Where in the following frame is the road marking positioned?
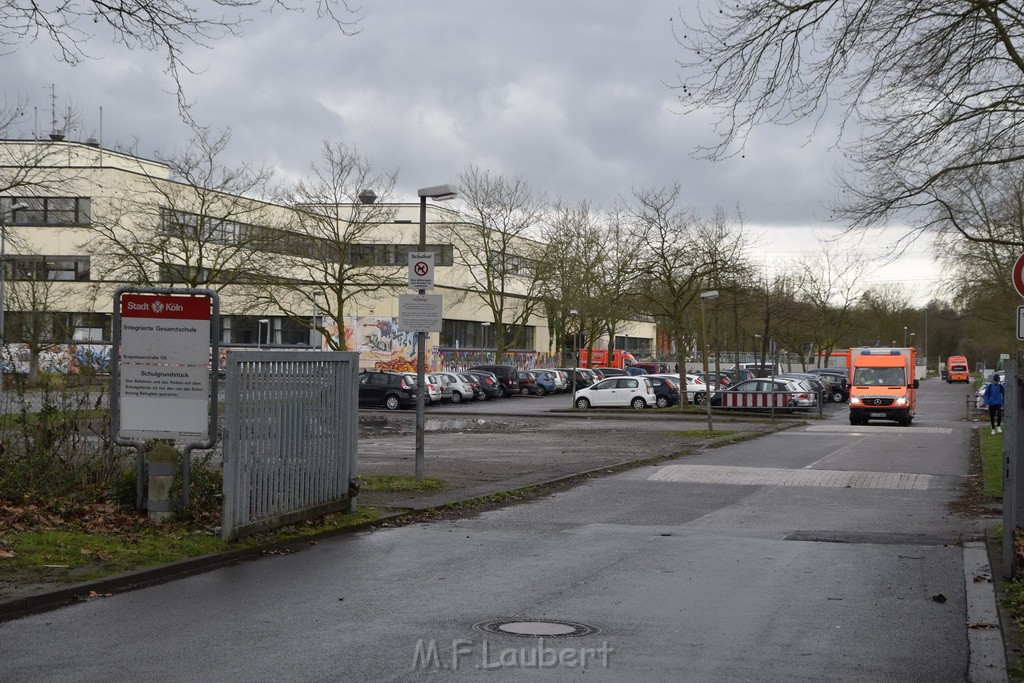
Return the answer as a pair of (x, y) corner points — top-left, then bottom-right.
(803, 425), (953, 434)
(648, 464), (934, 490)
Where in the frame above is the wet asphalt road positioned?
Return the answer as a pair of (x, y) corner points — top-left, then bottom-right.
(0, 379), (1001, 681)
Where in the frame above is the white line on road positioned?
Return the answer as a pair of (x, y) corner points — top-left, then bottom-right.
(648, 464), (935, 490)
(803, 425), (953, 434)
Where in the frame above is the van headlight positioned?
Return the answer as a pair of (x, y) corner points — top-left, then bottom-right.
(849, 397), (862, 406)
(895, 396), (907, 406)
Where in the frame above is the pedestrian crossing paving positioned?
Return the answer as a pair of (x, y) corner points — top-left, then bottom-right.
(648, 464), (935, 490)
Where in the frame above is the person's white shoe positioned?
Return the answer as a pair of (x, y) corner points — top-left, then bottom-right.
(998, 426), (1003, 433)
(992, 429), (998, 435)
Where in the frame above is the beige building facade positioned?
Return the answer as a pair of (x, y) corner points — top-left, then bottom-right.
(0, 139), (655, 374)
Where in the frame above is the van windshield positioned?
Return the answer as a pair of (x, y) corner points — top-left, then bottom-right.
(853, 367), (905, 386)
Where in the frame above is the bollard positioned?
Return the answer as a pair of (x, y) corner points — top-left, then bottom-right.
(147, 443), (179, 523)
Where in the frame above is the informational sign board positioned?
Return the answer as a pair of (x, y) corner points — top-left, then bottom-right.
(398, 294), (443, 332)
(117, 293), (213, 441)
(408, 251), (435, 290)
(1018, 306), (1024, 341)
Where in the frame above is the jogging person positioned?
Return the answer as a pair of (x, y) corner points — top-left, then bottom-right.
(984, 375), (1005, 435)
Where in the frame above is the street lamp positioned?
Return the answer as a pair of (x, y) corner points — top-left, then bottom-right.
(415, 184), (457, 482)
(568, 309), (579, 406)
(903, 326), (908, 347)
(699, 290), (719, 431)
(0, 202), (28, 390)
(258, 319), (270, 348)
(310, 292), (322, 349)
(909, 331), (916, 350)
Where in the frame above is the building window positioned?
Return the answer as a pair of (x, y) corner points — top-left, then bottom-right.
(440, 319), (535, 351)
(159, 208), (252, 245)
(6, 255), (90, 281)
(2, 197), (91, 226)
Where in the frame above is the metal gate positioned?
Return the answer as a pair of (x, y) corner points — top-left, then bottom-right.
(221, 351), (358, 541)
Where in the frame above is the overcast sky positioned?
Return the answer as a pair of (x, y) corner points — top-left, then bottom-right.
(3, 0), (940, 303)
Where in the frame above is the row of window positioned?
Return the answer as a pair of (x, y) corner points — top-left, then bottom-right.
(2, 197), (92, 226)
(0, 313), (540, 350)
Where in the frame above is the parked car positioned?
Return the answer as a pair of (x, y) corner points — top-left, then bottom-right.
(713, 378), (815, 409)
(806, 368), (850, 402)
(426, 373), (451, 403)
(529, 370), (557, 396)
(625, 366), (648, 376)
(573, 376), (656, 409)
(647, 373), (708, 404)
(423, 374), (444, 404)
(436, 372), (476, 404)
(457, 372), (484, 401)
(469, 364), (520, 398)
(631, 362), (662, 375)
(466, 370), (501, 400)
(594, 367), (628, 378)
(516, 370), (539, 395)
(358, 371), (418, 410)
(542, 369), (567, 393)
(778, 372), (831, 402)
(648, 375), (681, 408)
(553, 368), (594, 390)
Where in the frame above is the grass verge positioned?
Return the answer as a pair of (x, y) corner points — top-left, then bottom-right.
(980, 427), (1004, 497)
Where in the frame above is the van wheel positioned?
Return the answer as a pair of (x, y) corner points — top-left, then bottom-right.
(832, 390), (845, 403)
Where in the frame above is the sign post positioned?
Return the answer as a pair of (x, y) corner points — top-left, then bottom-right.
(111, 287), (219, 511)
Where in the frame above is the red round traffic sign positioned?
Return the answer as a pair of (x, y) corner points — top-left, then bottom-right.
(1014, 253), (1024, 298)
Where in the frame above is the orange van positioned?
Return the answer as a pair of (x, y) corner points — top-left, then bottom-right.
(947, 356), (969, 383)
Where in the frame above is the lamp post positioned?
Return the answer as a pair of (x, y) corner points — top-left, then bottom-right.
(415, 184), (457, 482)
(258, 319), (269, 348)
(310, 292), (322, 349)
(568, 309), (579, 406)
(753, 333), (762, 369)
(903, 326), (908, 347)
(700, 290), (719, 431)
(909, 332), (916, 350)
(0, 202), (27, 390)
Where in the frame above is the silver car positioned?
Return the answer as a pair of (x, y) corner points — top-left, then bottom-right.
(436, 372), (476, 404)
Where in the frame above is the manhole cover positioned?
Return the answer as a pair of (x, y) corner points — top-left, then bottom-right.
(474, 619), (600, 638)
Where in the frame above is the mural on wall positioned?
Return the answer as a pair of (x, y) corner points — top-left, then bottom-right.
(3, 343), (112, 375)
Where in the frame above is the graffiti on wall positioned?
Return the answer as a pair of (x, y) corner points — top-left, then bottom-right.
(4, 343), (112, 375)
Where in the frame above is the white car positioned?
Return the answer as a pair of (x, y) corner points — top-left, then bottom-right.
(425, 374), (446, 403)
(573, 376), (655, 409)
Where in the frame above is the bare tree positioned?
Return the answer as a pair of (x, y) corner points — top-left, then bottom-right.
(1, 0), (361, 115)
(246, 141), (400, 351)
(795, 242), (872, 366)
(674, 2), (1024, 243)
(83, 127), (278, 290)
(449, 166), (548, 362)
(538, 200), (604, 365)
(627, 184), (747, 406)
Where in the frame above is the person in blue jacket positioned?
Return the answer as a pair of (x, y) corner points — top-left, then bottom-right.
(984, 375), (1005, 435)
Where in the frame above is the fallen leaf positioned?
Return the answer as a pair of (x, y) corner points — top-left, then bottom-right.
(968, 622), (998, 629)
(0, 549), (15, 559)
(973, 575), (992, 583)
(80, 548), (93, 556)
(96, 551), (113, 561)
(86, 590), (112, 599)
(931, 594), (947, 603)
